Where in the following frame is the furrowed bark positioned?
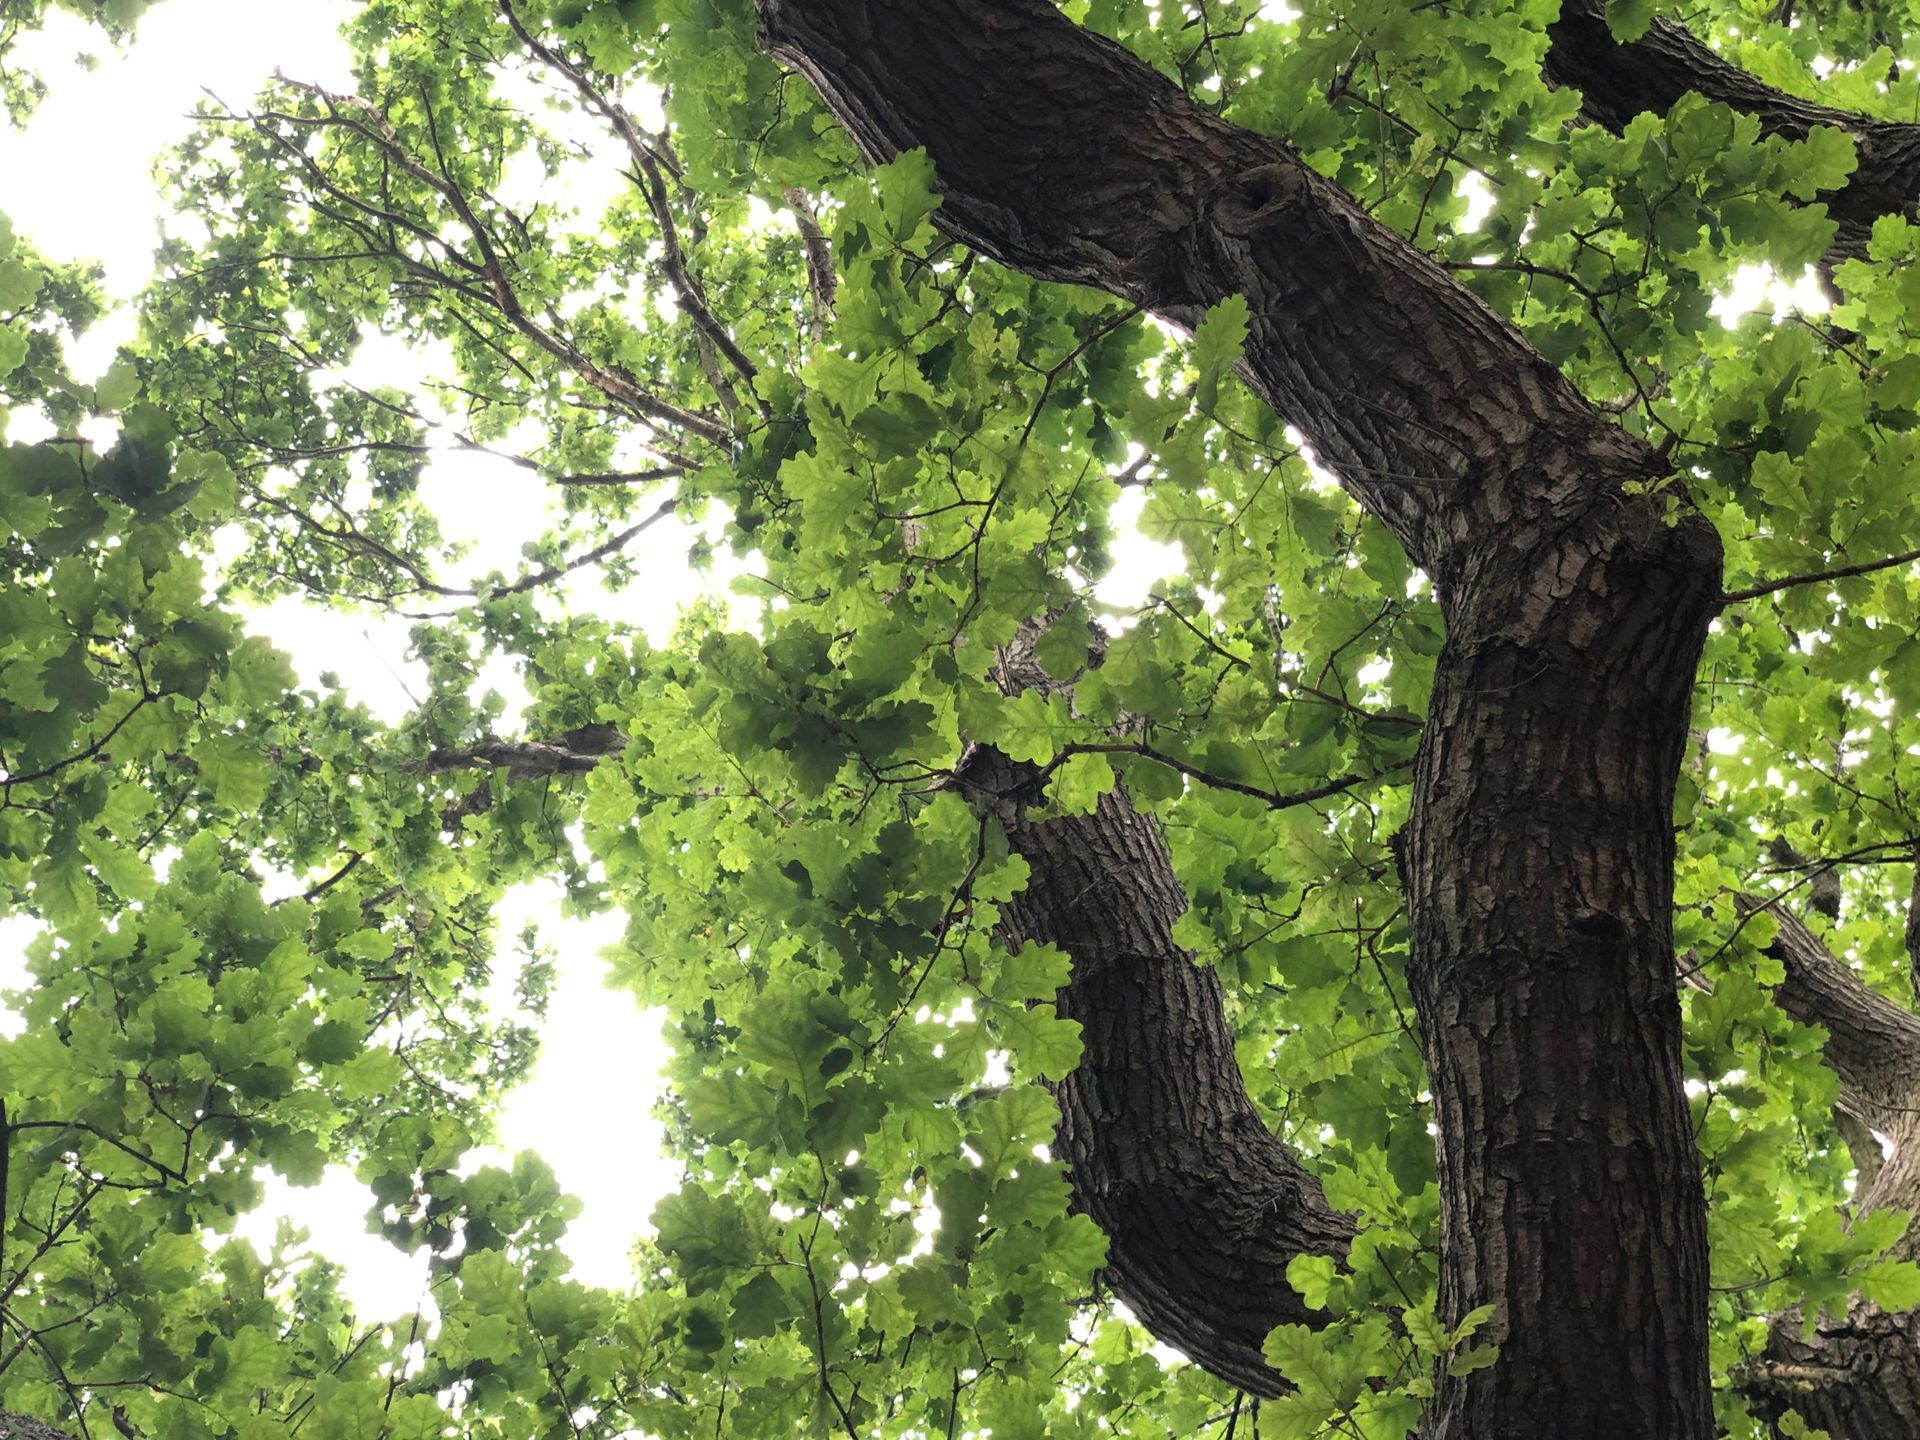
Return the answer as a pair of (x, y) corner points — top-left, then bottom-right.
(757, 3), (1722, 1434)
(1400, 546), (1716, 1438)
(1727, 897), (1920, 1439)
(1545, 0), (1920, 265)
(968, 744), (1354, 1398)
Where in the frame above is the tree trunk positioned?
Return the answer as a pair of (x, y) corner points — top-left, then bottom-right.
(1400, 540), (1718, 1437)
(756, 3), (1722, 1434)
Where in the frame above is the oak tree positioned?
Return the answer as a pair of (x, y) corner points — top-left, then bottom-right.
(6, 1), (1920, 1437)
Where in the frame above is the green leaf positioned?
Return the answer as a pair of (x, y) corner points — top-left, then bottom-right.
(0, 256), (42, 309)
(875, 148), (942, 244)
(1605, 0), (1655, 43)
(94, 357), (140, 413)
(1191, 293), (1249, 415)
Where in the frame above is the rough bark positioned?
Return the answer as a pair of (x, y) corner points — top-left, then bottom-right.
(969, 744), (1354, 1397)
(757, 3), (1722, 1435)
(0, 1414), (76, 1440)
(1399, 552), (1716, 1439)
(1545, 0), (1920, 265)
(411, 723), (628, 779)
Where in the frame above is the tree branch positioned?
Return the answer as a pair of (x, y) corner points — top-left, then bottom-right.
(1544, 0), (1920, 268)
(754, 0), (1690, 584)
(1034, 740), (1409, 812)
(238, 75), (734, 447)
(785, 186), (838, 341)
(1734, 893), (1920, 1133)
(498, 0), (769, 416)
(409, 724), (628, 780)
(1720, 547), (1920, 607)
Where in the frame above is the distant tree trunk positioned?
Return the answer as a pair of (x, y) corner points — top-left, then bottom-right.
(1731, 898), (1920, 1438)
(757, 3), (1722, 1435)
(0, 1412), (78, 1440)
(1543, 0), (1920, 266)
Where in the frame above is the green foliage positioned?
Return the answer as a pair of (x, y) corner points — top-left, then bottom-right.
(1, 0), (1920, 1437)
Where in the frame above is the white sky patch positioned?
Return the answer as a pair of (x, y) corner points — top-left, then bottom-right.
(235, 1167), (433, 1321)
(0, 913), (44, 1039)
(0, 0), (357, 305)
(1456, 170), (1496, 233)
(474, 891), (672, 1288)
(327, 332), (460, 398)
(487, 62), (653, 224)
(416, 446), (561, 585)
(244, 596), (427, 726)
(1711, 262), (1832, 327)
(1097, 488), (1186, 611)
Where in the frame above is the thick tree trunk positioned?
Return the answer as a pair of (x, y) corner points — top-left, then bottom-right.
(757, 4), (1722, 1435)
(970, 743), (1354, 1397)
(1401, 544), (1718, 1437)
(1544, 0), (1920, 264)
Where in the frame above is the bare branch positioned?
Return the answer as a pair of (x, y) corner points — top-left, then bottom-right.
(1030, 740), (1411, 813)
(246, 74), (733, 447)
(498, 0), (769, 414)
(785, 186), (837, 341)
(1720, 547), (1920, 607)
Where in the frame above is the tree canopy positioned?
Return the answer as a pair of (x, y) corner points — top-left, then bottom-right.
(4, 0), (1920, 1436)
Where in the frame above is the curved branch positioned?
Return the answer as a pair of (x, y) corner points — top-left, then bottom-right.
(754, 0), (1682, 583)
(966, 745), (1354, 1398)
(1720, 889), (1920, 1439)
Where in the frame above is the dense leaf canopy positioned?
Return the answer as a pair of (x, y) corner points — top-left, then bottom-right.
(4, 0), (1920, 1436)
